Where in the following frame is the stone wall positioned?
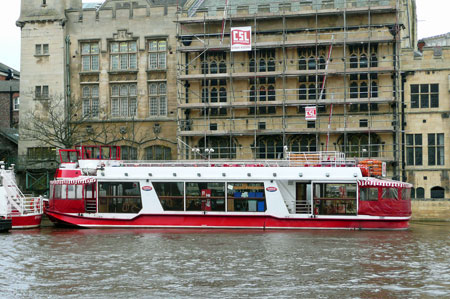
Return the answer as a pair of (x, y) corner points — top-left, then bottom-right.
(411, 200), (450, 222)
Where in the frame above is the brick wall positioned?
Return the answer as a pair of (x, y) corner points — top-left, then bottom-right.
(0, 92), (12, 128)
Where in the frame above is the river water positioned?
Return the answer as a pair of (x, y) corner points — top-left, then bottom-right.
(0, 222), (449, 298)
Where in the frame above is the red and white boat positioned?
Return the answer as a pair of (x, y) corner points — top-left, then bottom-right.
(0, 162), (44, 229)
(45, 146), (412, 230)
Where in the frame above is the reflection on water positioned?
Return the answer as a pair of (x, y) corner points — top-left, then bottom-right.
(0, 222), (449, 298)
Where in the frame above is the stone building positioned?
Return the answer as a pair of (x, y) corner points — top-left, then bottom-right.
(17, 0), (419, 190)
(402, 44), (450, 201)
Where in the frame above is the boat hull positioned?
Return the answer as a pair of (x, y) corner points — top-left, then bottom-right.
(45, 211), (409, 230)
(11, 214), (43, 229)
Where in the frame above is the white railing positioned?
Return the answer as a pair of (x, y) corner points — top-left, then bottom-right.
(285, 151), (356, 167)
(1, 163), (43, 216)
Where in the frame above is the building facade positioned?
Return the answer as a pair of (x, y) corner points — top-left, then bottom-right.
(402, 45), (450, 200)
(176, 0), (416, 181)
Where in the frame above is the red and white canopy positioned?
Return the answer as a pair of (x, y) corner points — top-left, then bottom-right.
(50, 178), (97, 185)
(358, 178), (412, 188)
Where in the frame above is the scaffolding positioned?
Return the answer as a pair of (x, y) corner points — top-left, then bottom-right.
(175, 0), (407, 177)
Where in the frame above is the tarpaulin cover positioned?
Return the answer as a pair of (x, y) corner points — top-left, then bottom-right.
(358, 178), (412, 217)
(50, 178), (97, 185)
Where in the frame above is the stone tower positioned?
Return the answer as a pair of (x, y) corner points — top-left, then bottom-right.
(16, 0), (81, 157)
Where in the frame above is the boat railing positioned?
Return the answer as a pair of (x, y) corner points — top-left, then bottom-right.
(96, 151), (356, 168)
(1, 163), (44, 216)
(285, 151), (356, 167)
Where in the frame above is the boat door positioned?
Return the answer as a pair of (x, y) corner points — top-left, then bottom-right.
(296, 182), (312, 214)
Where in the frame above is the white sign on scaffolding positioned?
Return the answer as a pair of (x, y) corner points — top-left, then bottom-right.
(230, 26), (252, 52)
(305, 106), (317, 120)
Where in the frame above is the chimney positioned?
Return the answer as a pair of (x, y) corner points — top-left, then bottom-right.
(417, 40), (425, 52)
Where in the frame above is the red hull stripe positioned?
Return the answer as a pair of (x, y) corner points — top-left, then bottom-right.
(45, 211), (409, 230)
(12, 214), (42, 229)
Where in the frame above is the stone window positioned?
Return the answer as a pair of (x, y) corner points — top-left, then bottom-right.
(110, 84), (137, 117)
(121, 146), (138, 160)
(249, 49), (275, 72)
(406, 134), (422, 166)
(35, 85), (49, 99)
(410, 84), (439, 108)
(428, 133), (444, 166)
(249, 77), (276, 115)
(110, 41), (137, 71)
(148, 40), (167, 70)
(200, 52), (226, 74)
(349, 73), (378, 112)
(201, 79), (227, 116)
(82, 85), (99, 118)
(348, 44), (377, 69)
(145, 145), (172, 160)
(81, 42), (99, 71)
(255, 136), (283, 159)
(298, 46), (326, 71)
(298, 75), (326, 113)
(35, 44), (49, 56)
(149, 82), (167, 117)
(27, 147), (56, 161)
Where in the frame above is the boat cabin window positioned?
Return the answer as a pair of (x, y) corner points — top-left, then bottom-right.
(98, 182), (142, 213)
(67, 185), (83, 199)
(360, 187), (379, 201)
(381, 188), (398, 200)
(402, 188), (411, 201)
(227, 182), (266, 212)
(313, 183), (357, 215)
(153, 182), (184, 211)
(186, 182), (225, 211)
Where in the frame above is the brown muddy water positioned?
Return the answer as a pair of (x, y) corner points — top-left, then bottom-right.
(0, 222), (449, 298)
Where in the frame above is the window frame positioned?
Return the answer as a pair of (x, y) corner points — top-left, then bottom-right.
(149, 82), (167, 117)
(110, 40), (138, 71)
(148, 39), (167, 70)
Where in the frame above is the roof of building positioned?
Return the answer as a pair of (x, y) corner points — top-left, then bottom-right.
(0, 81), (19, 93)
(421, 32), (450, 41)
(0, 128), (19, 145)
(83, 0), (186, 10)
(0, 63), (19, 79)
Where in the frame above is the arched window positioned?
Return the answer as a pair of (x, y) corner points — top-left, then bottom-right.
(268, 85), (275, 101)
(259, 86), (266, 102)
(249, 58), (256, 72)
(299, 84), (307, 100)
(411, 188), (415, 199)
(308, 84), (316, 100)
(371, 81), (378, 98)
(308, 56), (316, 70)
(360, 82), (368, 98)
(370, 53), (378, 68)
(416, 187), (425, 199)
(290, 135), (316, 152)
(431, 186), (445, 199)
(298, 56), (307, 70)
(121, 146), (138, 160)
(219, 87), (227, 102)
(145, 145), (172, 160)
(256, 136), (283, 159)
(210, 88), (218, 103)
(210, 61), (218, 74)
(219, 61), (226, 73)
(360, 54), (368, 68)
(249, 86), (256, 102)
(350, 82), (358, 99)
(338, 133), (381, 158)
(259, 58), (266, 72)
(319, 56), (326, 69)
(350, 54), (358, 68)
(198, 137), (236, 159)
